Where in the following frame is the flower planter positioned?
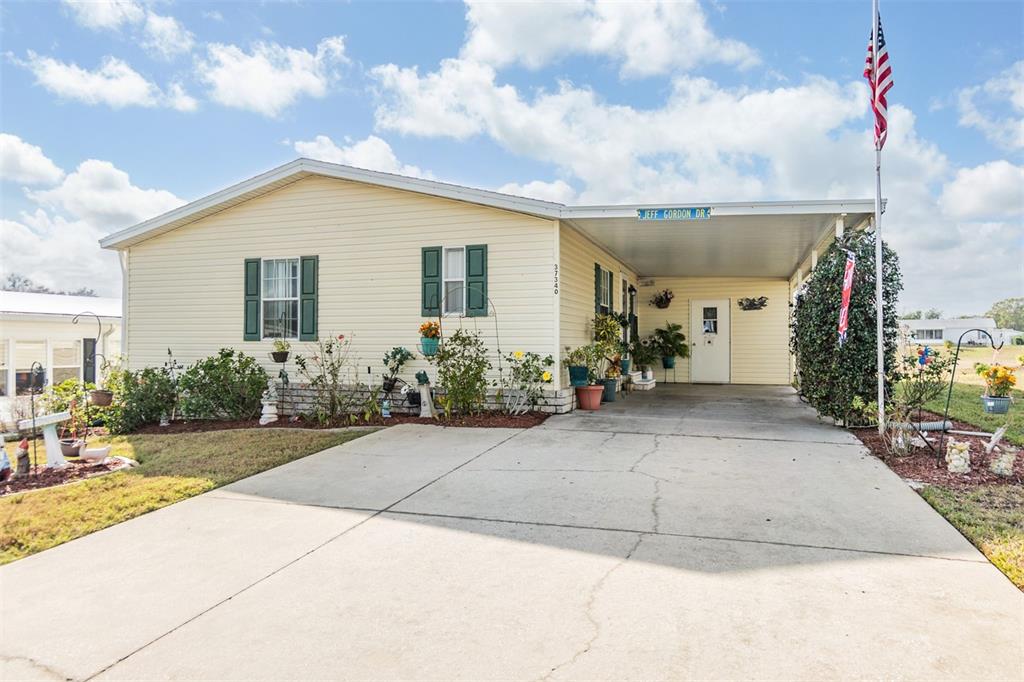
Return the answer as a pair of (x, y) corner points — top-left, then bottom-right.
(575, 385), (603, 411)
(661, 356), (675, 369)
(567, 365), (589, 387)
(382, 377), (398, 392)
(271, 351), (290, 363)
(600, 378), (617, 402)
(981, 395), (1010, 414)
(420, 336), (439, 357)
(620, 359), (631, 374)
(89, 389), (113, 406)
(60, 439), (83, 457)
(654, 301), (670, 309)
(642, 369), (654, 381)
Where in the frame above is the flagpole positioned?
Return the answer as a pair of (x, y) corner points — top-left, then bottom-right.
(872, 0), (886, 434)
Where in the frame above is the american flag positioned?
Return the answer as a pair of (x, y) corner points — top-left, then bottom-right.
(863, 15), (893, 149)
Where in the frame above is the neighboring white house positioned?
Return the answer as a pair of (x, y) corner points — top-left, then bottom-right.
(902, 317), (1023, 346)
(0, 291), (121, 425)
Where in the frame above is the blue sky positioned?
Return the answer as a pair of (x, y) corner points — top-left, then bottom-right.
(1, 0), (1021, 316)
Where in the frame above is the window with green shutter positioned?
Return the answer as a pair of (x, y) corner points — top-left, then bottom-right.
(422, 244), (487, 317)
(243, 256), (318, 341)
(243, 258), (261, 341)
(299, 256), (318, 341)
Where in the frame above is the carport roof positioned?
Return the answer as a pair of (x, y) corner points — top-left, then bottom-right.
(99, 159), (877, 278)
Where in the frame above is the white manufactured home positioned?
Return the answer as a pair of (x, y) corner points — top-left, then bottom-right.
(99, 159), (876, 408)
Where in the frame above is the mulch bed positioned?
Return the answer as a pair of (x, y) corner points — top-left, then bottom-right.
(131, 411), (550, 434)
(1, 457), (130, 497)
(851, 410), (1023, 488)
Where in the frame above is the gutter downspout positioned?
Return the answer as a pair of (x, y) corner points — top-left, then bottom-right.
(118, 249), (129, 367)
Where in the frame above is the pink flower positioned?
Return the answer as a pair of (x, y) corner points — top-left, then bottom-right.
(337, 334), (345, 340)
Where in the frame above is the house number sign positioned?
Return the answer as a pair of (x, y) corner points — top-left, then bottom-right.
(637, 207), (712, 221)
(553, 264), (559, 295)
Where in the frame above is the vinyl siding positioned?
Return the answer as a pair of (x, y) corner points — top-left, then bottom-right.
(557, 223), (637, 361)
(637, 277), (791, 384)
(125, 176), (558, 384)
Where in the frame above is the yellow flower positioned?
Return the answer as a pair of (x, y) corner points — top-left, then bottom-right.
(541, 370), (552, 382)
(513, 350), (524, 360)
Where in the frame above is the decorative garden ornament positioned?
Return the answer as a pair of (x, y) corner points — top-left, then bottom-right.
(944, 439), (970, 474)
(259, 378), (279, 425)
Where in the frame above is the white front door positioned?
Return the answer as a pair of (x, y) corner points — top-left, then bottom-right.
(689, 299), (730, 383)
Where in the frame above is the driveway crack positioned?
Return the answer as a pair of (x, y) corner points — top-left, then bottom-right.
(538, 533), (645, 681)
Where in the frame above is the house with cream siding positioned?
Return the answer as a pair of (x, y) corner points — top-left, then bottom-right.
(99, 159), (876, 411)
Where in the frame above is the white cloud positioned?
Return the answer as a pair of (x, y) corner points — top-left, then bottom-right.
(939, 160), (1024, 220)
(28, 159), (184, 227)
(61, 0), (143, 31)
(1, 152), (183, 296)
(956, 60), (1024, 150)
(197, 36), (348, 117)
(461, 0), (759, 77)
(293, 134), (430, 178)
(141, 12), (196, 60)
(370, 50), (1024, 313)
(0, 133), (65, 185)
(496, 179), (577, 204)
(17, 52), (197, 111)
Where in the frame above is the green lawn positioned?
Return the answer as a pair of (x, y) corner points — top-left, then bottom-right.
(1, 428), (370, 564)
(922, 383), (1023, 446)
(920, 485), (1024, 590)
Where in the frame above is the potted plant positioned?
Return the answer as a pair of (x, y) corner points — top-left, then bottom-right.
(650, 289), (674, 309)
(654, 322), (688, 369)
(564, 345), (591, 387)
(419, 320), (441, 357)
(382, 346), (414, 391)
(569, 343), (604, 410)
(975, 363), (1017, 414)
(89, 387), (113, 406)
(271, 338), (291, 363)
(601, 365), (620, 402)
(629, 336), (657, 380)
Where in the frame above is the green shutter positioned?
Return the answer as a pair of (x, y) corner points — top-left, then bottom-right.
(466, 244), (488, 317)
(244, 258), (261, 341)
(594, 263), (602, 314)
(299, 256), (318, 341)
(422, 246), (441, 316)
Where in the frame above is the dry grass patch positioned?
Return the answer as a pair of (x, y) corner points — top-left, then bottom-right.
(1, 428), (370, 564)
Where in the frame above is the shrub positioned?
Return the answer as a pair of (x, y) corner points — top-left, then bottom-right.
(295, 334), (361, 425)
(497, 350), (554, 415)
(433, 328), (491, 416)
(105, 366), (176, 434)
(177, 349), (268, 420)
(1014, 336), (1024, 346)
(563, 343), (605, 384)
(790, 232), (902, 425)
(653, 322), (688, 359)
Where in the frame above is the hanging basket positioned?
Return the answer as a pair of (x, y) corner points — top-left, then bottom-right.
(89, 389), (113, 406)
(420, 336), (439, 357)
(271, 351), (290, 363)
(981, 395), (1010, 414)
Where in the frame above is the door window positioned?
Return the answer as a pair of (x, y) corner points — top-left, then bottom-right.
(702, 307), (719, 334)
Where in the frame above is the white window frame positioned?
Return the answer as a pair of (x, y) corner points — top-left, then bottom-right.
(13, 339), (48, 396)
(260, 257), (301, 340)
(50, 339), (83, 386)
(599, 267), (612, 310)
(0, 339), (9, 398)
(442, 246), (467, 316)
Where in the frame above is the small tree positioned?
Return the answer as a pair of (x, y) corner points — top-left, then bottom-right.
(790, 232), (902, 425)
(432, 329), (491, 416)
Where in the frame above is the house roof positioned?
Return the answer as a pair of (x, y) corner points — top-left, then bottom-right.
(902, 317), (996, 329)
(99, 158), (880, 263)
(0, 291), (122, 319)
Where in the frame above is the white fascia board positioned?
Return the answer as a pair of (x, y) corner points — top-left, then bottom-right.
(562, 199), (880, 220)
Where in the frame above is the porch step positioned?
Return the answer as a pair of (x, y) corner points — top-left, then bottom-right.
(633, 378), (656, 391)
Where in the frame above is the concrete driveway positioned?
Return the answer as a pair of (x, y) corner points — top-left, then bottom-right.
(2, 385), (1022, 680)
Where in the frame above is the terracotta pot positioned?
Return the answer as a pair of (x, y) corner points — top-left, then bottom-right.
(575, 385), (603, 411)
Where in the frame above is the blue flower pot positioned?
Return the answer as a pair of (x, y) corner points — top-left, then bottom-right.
(662, 356), (675, 369)
(567, 365), (589, 387)
(981, 395), (1010, 414)
(420, 336), (439, 357)
(620, 359), (631, 374)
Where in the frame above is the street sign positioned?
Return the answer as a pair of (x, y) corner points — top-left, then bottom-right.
(637, 207), (712, 221)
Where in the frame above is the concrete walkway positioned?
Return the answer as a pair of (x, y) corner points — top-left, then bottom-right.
(2, 386), (1022, 680)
